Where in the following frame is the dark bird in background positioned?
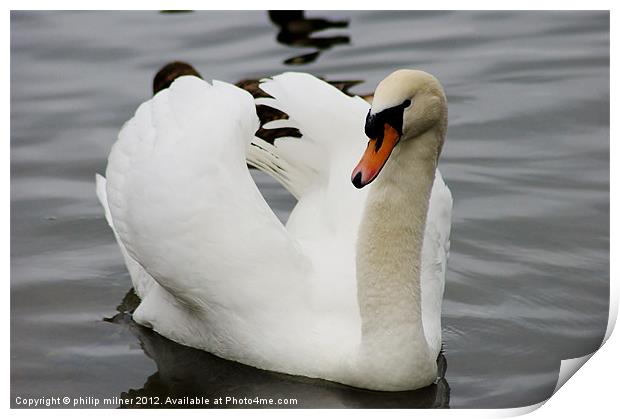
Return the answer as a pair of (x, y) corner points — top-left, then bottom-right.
(153, 61), (202, 95)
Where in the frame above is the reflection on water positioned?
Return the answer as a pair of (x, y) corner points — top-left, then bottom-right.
(106, 291), (450, 409)
(269, 11), (350, 65)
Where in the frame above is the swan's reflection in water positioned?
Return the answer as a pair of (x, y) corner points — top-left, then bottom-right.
(268, 11), (351, 65)
(107, 290), (450, 408)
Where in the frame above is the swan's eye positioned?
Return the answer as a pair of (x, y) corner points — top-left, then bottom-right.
(364, 99), (412, 140)
(365, 110), (382, 139)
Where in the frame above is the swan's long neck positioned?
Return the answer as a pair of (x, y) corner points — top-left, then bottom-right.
(355, 129), (439, 389)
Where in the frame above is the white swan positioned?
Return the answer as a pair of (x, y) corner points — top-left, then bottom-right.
(96, 70), (452, 391)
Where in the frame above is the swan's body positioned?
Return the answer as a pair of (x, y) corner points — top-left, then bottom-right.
(97, 71), (452, 391)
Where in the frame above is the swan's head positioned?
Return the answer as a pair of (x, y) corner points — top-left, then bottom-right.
(351, 69), (447, 189)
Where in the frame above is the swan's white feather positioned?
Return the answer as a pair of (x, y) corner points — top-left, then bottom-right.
(261, 118), (300, 130)
(421, 171), (453, 356)
(96, 173), (157, 299)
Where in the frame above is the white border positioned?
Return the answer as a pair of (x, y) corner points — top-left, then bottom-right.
(4, 2), (615, 418)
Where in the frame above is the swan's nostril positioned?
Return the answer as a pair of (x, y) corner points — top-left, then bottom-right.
(352, 172), (364, 189)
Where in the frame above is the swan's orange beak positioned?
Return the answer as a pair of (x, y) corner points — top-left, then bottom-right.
(351, 123), (400, 189)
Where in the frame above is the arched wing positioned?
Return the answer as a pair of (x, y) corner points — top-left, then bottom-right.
(104, 76), (310, 312)
(248, 72), (372, 240)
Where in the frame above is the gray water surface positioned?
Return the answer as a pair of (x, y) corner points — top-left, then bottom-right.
(11, 11), (609, 408)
